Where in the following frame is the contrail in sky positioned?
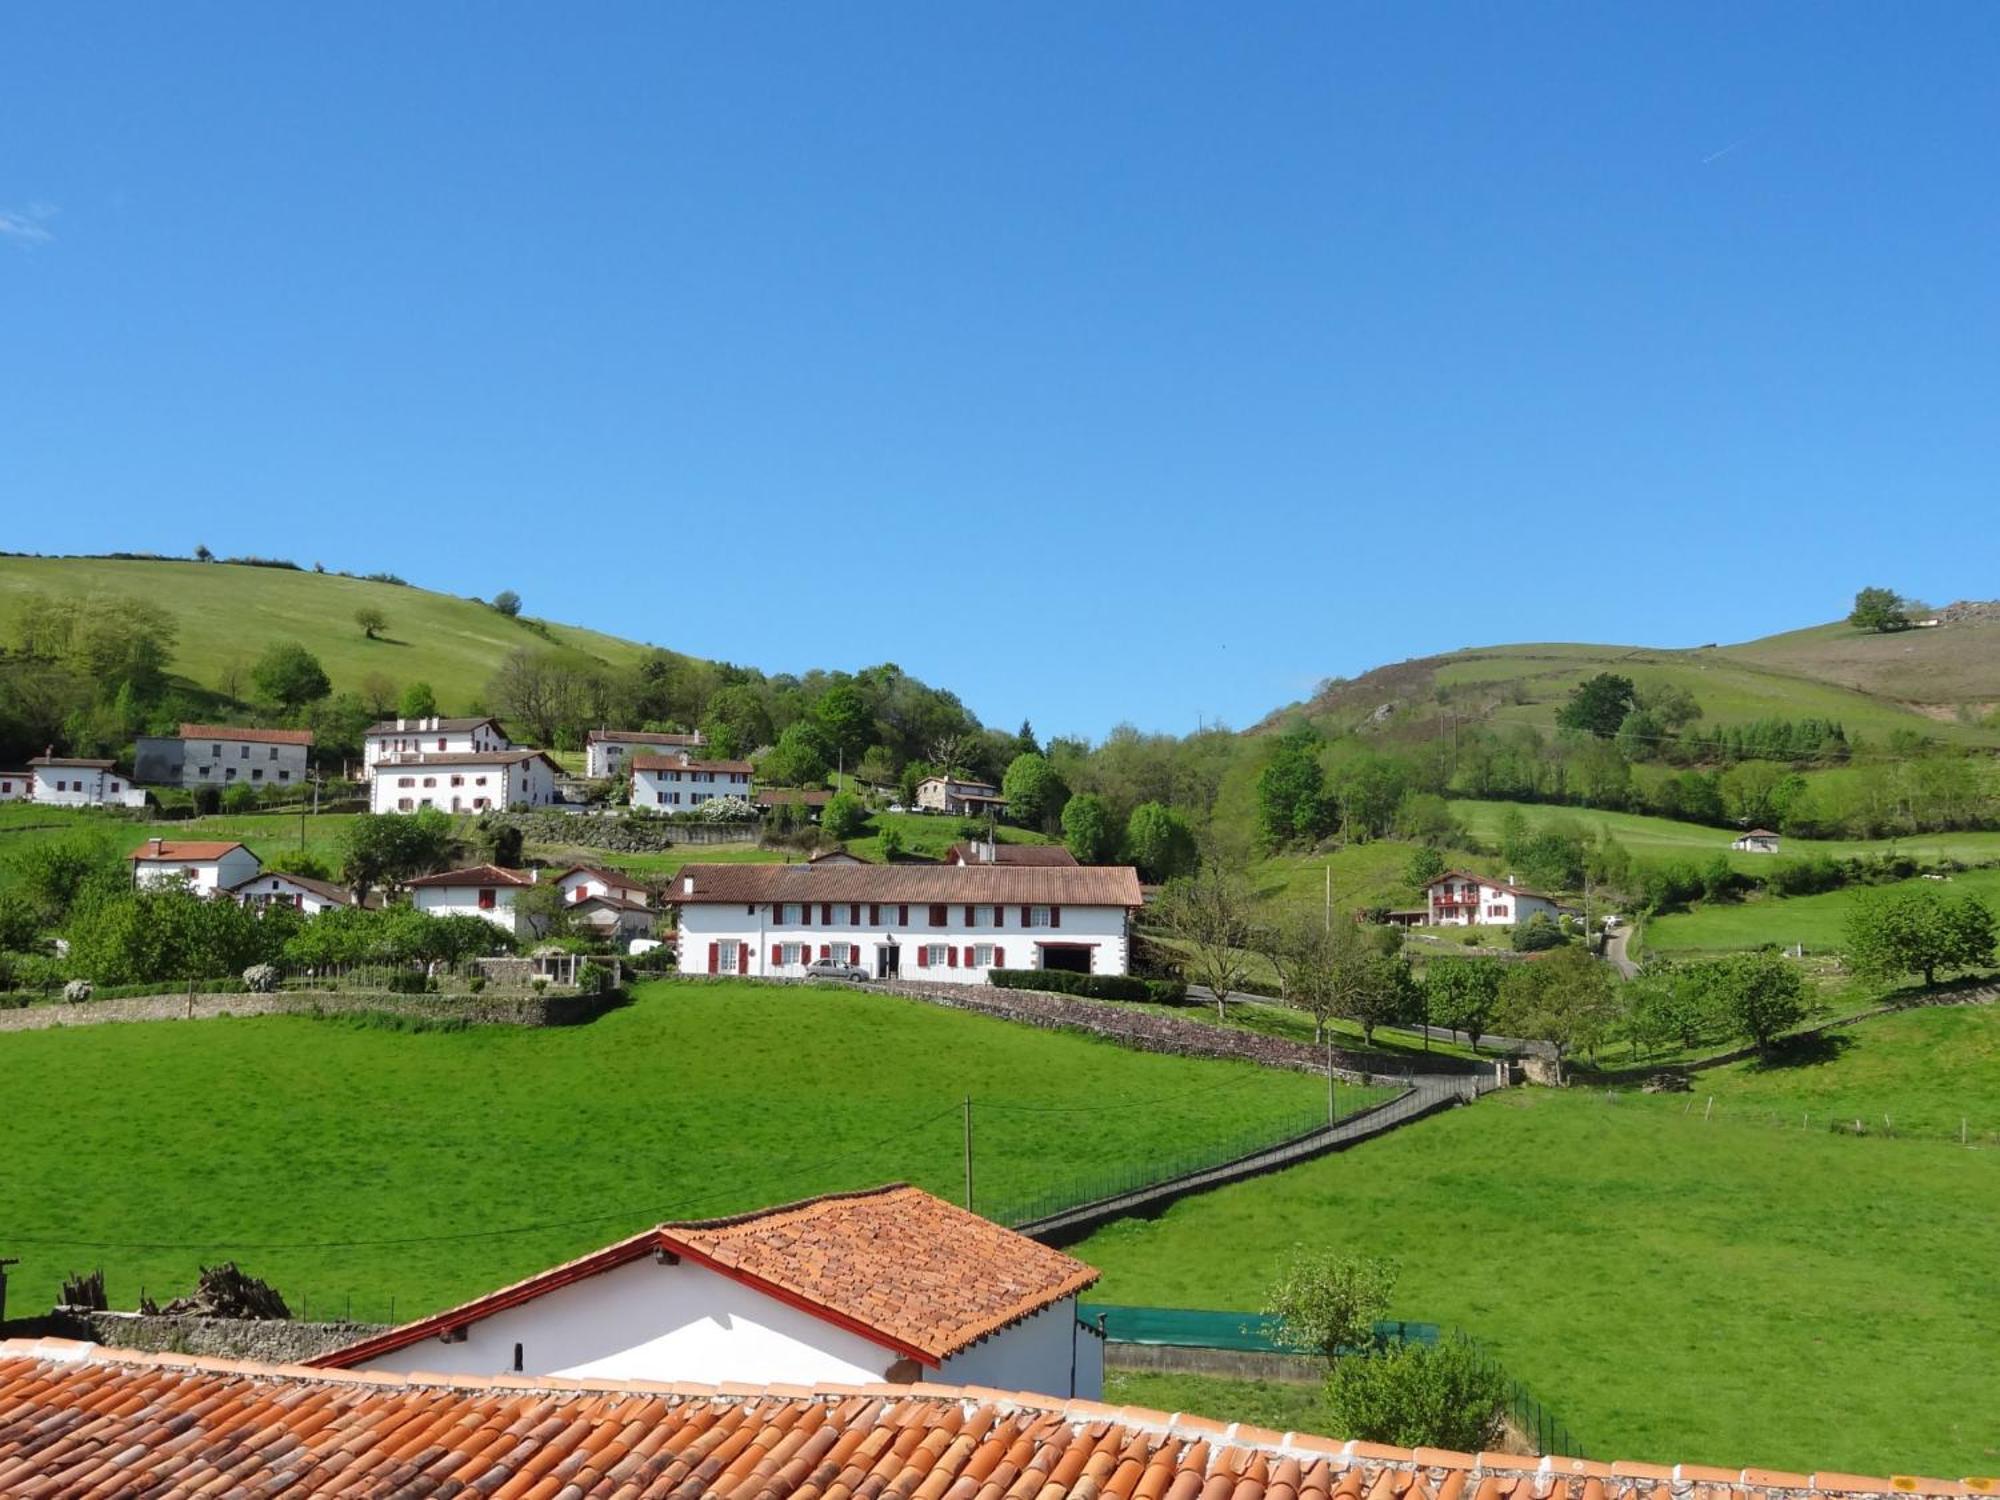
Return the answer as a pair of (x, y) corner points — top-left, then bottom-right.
(1701, 139), (1747, 165)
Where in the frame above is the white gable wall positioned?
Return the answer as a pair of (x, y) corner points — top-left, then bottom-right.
(132, 847), (262, 896)
(937, 1297), (1098, 1398)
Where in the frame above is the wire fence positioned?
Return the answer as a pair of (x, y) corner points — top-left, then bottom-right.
(1601, 1087), (2000, 1149)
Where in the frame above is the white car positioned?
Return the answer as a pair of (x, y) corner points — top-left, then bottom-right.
(803, 958), (870, 983)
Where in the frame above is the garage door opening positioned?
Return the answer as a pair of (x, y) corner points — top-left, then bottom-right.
(1037, 943), (1092, 975)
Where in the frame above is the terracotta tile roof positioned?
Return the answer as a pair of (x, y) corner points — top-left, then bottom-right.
(178, 722), (315, 746)
(758, 786), (837, 805)
(950, 841), (1081, 867)
(364, 715), (506, 735)
(670, 862), (1144, 908)
(318, 1184), (1099, 1370)
(560, 864), (649, 890)
(0, 1339), (1977, 1500)
(226, 870), (353, 904)
(1424, 871), (1558, 903)
(128, 839), (251, 862)
(402, 863), (538, 888)
(631, 754), (756, 774)
(589, 727), (704, 746)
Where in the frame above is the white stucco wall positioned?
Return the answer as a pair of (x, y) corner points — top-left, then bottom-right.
(372, 757), (555, 814)
(132, 847), (262, 897)
(631, 764), (754, 809)
(587, 735), (702, 778)
(181, 737), (310, 790)
(232, 873), (345, 916)
(0, 773), (32, 802)
(675, 898), (1131, 981)
(31, 766), (146, 808)
(412, 884), (527, 936)
(364, 721), (510, 779)
(938, 1297), (1098, 1399)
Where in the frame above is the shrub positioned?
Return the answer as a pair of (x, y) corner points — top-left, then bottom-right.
(384, 971), (432, 995)
(531, 977), (548, 993)
(1323, 1337), (1509, 1451)
(242, 963), (279, 994)
(1460, 931), (1480, 946)
(62, 979), (94, 1004)
(467, 975), (487, 994)
(1510, 913), (1566, 952)
(576, 961), (614, 996)
(987, 968), (1182, 1003)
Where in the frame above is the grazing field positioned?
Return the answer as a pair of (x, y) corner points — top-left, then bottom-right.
(0, 804), (364, 888)
(1073, 1086), (2000, 1476)
(0, 556), (652, 711)
(1642, 865), (2000, 956)
(1727, 617), (2000, 710)
(0, 980), (1367, 1322)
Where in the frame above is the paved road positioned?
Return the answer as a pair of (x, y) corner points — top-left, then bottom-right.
(1603, 924), (1639, 978)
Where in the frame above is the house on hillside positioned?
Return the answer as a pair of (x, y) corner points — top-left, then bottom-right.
(312, 1183), (1104, 1398)
(555, 865), (656, 941)
(630, 752), (753, 811)
(667, 861), (1144, 981)
(228, 870), (354, 916)
(949, 840), (1078, 867)
(128, 839), (263, 896)
(134, 724), (315, 789)
(0, 770), (28, 802)
(362, 716), (511, 779)
(755, 787), (833, 819)
(915, 776), (1007, 817)
(28, 756), (148, 809)
(404, 864), (544, 935)
(1422, 870), (1564, 927)
(1731, 829), (1781, 854)
(584, 728), (704, 779)
(370, 749), (561, 814)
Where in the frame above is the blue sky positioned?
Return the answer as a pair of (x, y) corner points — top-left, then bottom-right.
(6, 6), (1997, 740)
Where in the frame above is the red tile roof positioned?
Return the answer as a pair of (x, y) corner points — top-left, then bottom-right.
(319, 1184), (1098, 1370)
(226, 870), (353, 904)
(128, 839), (250, 862)
(373, 748), (560, 770)
(0, 1339), (1973, 1499)
(631, 754), (756, 774)
(950, 842), (1081, 867)
(560, 864), (649, 890)
(589, 727), (704, 746)
(402, 864), (537, 888)
(1423, 871), (1558, 903)
(670, 862), (1143, 907)
(758, 786), (837, 805)
(178, 722), (315, 746)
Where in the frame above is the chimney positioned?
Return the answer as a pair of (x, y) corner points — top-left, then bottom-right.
(395, 718), (407, 732)
(682, 875), (694, 895)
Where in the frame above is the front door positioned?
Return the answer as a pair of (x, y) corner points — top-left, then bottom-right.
(878, 943), (901, 979)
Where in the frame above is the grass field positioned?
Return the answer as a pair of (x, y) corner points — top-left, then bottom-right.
(1074, 1086), (2000, 1475)
(0, 803), (365, 885)
(0, 980), (1374, 1323)
(0, 556), (653, 711)
(1642, 865), (2000, 956)
(1726, 617), (2000, 710)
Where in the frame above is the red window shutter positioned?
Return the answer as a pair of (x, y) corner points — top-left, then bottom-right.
(929, 903), (946, 927)
(994, 945), (1005, 968)
(707, 943), (719, 975)
(870, 903), (881, 924)
(899, 904), (909, 925)
(801, 904), (811, 926)
(964, 905), (975, 925)
(947, 946), (958, 967)
(820, 943), (831, 961)
(850, 904), (860, 924)
(1020, 905), (1031, 925)
(994, 906), (1005, 928)
(917, 946), (929, 969)
(1051, 906), (1061, 928)
(770, 944), (781, 967)
(821, 903), (833, 925)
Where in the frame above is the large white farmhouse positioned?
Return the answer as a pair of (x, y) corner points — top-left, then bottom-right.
(668, 862), (1144, 981)
(1423, 870), (1564, 927)
(312, 1184), (1105, 1399)
(174, 723), (314, 790)
(28, 756), (147, 809)
(362, 716), (511, 779)
(128, 839), (263, 896)
(404, 863), (543, 935)
(370, 749), (560, 814)
(585, 727), (704, 779)
(629, 752), (753, 811)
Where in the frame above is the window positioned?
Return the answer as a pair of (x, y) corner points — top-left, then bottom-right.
(268, 747), (278, 760)
(422, 777), (436, 788)
(973, 943), (995, 967)
(1027, 905), (1053, 928)
(278, 770), (290, 782)
(782, 903), (801, 924)
(451, 775), (465, 787)
(398, 777), (415, 788)
(848, 904), (861, 924)
(473, 798), (489, 810)
(475, 776), (488, 786)
(251, 769), (263, 781)
(436, 737), (447, 750)
(397, 797), (413, 811)
(477, 889), (496, 910)
(197, 765), (211, 779)
(928, 903), (947, 927)
(239, 745), (250, 759)
(224, 768), (237, 781)
(781, 942), (806, 965)
(718, 941), (741, 974)
(925, 944), (951, 967)
(210, 744), (222, 758)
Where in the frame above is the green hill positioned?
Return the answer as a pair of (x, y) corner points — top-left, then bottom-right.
(0, 555), (654, 712)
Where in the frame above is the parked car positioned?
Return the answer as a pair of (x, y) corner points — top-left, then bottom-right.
(803, 958), (870, 983)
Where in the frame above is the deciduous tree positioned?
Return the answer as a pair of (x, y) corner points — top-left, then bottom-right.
(1060, 792), (1118, 864)
(1848, 586), (1909, 633)
(1495, 945), (1619, 1063)
(355, 606), (387, 640)
(1555, 674), (1637, 739)
(1158, 869), (1256, 1021)
(251, 642), (331, 712)
(1266, 1251), (1398, 1364)
(1122, 802), (1198, 882)
(1845, 887), (1997, 988)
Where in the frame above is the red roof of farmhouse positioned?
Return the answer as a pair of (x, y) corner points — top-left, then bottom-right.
(0, 1339), (1974, 1500)
(402, 864), (537, 888)
(178, 722), (315, 745)
(317, 1184), (1099, 1370)
(670, 861), (1144, 907)
(631, 754), (755, 774)
(372, 748), (560, 769)
(127, 839), (250, 863)
(1424, 871), (1557, 902)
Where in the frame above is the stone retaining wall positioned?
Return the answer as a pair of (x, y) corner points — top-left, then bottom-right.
(0, 988), (620, 1033)
(6, 1310), (388, 1364)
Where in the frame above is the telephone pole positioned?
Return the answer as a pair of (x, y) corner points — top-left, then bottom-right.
(962, 1096), (974, 1210)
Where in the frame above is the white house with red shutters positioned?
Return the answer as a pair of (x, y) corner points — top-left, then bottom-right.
(227, 870), (354, 916)
(555, 865), (656, 941)
(630, 753), (753, 811)
(362, 717), (511, 779)
(1422, 870), (1565, 927)
(370, 749), (561, 814)
(405, 865), (543, 936)
(666, 863), (1144, 982)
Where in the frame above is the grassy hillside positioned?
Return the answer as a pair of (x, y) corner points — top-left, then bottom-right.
(1729, 614), (2000, 711)
(0, 556), (653, 711)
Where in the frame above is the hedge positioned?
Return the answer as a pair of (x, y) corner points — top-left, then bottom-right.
(988, 968), (1187, 1005)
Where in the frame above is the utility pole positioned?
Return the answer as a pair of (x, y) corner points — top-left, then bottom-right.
(1325, 1039), (1335, 1126)
(1324, 866), (1332, 934)
(962, 1096), (974, 1211)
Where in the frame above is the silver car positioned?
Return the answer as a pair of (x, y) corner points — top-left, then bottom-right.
(803, 958), (871, 983)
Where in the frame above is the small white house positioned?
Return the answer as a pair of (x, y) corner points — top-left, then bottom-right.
(667, 862), (1144, 981)
(176, 723), (314, 790)
(1731, 829), (1781, 854)
(1423, 871), (1564, 927)
(404, 864), (541, 936)
(630, 753), (754, 811)
(371, 750), (561, 814)
(28, 757), (148, 809)
(363, 717), (511, 779)
(585, 728), (704, 779)
(128, 839), (264, 897)
(915, 776), (1007, 816)
(557, 865), (655, 941)
(312, 1183), (1105, 1400)
(228, 870), (353, 915)
(0, 771), (29, 802)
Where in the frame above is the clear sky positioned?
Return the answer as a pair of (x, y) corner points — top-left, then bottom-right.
(6, 6), (1997, 741)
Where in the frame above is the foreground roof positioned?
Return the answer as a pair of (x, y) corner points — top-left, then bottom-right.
(0, 1339), (1969, 1500)
(178, 722), (315, 745)
(319, 1184), (1098, 1370)
(373, 748), (558, 769)
(128, 839), (250, 863)
(671, 862), (1144, 907)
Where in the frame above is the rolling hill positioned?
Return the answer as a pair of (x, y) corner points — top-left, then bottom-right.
(0, 555), (655, 712)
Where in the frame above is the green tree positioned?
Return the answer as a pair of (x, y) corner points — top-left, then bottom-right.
(1509, 911), (1566, 952)
(338, 809), (457, 903)
(1844, 888), (1997, 988)
(355, 606), (388, 640)
(1157, 869), (1257, 1020)
(1265, 1250), (1398, 1363)
(761, 721), (834, 787)
(492, 589), (523, 618)
(821, 791), (867, 840)
(1705, 950), (1810, 1053)
(1555, 674), (1637, 739)
(701, 685), (772, 758)
(1848, 586), (1909, 633)
(1060, 792), (1119, 864)
(878, 825), (906, 861)
(398, 681), (438, 719)
(812, 683), (873, 760)
(252, 642), (332, 712)
(1423, 956), (1505, 1052)
(1001, 752), (1069, 832)
(1324, 1338), (1508, 1451)
(1496, 944), (1619, 1062)
(1122, 802), (1198, 882)
(1256, 725), (1330, 849)
(1403, 846), (1445, 889)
